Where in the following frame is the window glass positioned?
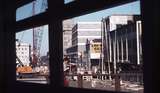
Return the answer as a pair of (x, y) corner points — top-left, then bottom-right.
(16, 25), (50, 84)
(16, 0), (48, 21)
(64, 0), (75, 4)
(62, 1), (143, 93)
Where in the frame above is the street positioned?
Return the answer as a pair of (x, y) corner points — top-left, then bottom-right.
(67, 78), (143, 93)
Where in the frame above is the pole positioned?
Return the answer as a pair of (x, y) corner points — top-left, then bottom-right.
(113, 30), (117, 74)
(87, 39), (91, 71)
(101, 21), (104, 75)
(32, 1), (36, 67)
(121, 38), (124, 63)
(136, 21), (141, 65)
(117, 39), (119, 62)
(103, 19), (111, 80)
(88, 44), (91, 71)
(109, 33), (112, 63)
(125, 30), (128, 62)
(108, 33), (112, 80)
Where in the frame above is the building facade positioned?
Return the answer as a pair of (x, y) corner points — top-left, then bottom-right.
(67, 22), (102, 68)
(16, 42), (31, 66)
(63, 19), (74, 55)
(102, 14), (142, 73)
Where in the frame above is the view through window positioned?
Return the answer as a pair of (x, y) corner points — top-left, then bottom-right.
(64, 0), (75, 4)
(16, 0), (48, 21)
(16, 25), (49, 84)
(63, 1), (143, 93)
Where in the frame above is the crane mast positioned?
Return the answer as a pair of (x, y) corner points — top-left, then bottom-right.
(31, 0), (47, 67)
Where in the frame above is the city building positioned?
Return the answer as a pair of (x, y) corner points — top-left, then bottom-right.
(63, 19), (74, 55)
(105, 14), (138, 31)
(102, 15), (142, 73)
(86, 39), (102, 72)
(66, 22), (102, 68)
(16, 42), (31, 66)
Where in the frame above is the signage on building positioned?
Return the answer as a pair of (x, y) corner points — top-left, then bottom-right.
(91, 43), (101, 53)
(90, 43), (101, 59)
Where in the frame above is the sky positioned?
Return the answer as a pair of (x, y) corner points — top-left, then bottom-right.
(16, 0), (140, 56)
(74, 1), (140, 22)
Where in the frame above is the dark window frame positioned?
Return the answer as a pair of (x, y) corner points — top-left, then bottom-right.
(12, 0), (155, 93)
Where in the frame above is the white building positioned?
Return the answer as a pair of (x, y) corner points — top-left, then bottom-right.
(66, 22), (102, 68)
(16, 42), (31, 66)
(106, 14), (134, 31)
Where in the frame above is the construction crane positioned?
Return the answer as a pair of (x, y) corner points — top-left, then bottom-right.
(31, 0), (48, 67)
(16, 0), (48, 78)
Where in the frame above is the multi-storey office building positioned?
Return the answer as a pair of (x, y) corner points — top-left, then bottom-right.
(66, 22), (101, 67)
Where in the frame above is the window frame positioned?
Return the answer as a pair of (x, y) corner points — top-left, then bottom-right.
(14, 0), (151, 93)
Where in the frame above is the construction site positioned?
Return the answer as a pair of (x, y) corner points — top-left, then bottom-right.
(16, 0), (49, 83)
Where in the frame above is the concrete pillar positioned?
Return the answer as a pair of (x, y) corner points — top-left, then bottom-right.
(109, 33), (112, 63)
(113, 37), (116, 74)
(125, 36), (128, 62)
(121, 38), (124, 63)
(136, 21), (142, 65)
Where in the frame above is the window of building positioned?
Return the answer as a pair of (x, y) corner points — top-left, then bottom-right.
(15, 25), (50, 84)
(62, 1), (143, 93)
(16, 0), (48, 21)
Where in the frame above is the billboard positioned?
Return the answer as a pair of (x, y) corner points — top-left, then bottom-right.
(90, 43), (101, 59)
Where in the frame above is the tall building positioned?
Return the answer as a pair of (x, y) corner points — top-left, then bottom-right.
(16, 42), (31, 66)
(63, 19), (74, 55)
(67, 22), (101, 67)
